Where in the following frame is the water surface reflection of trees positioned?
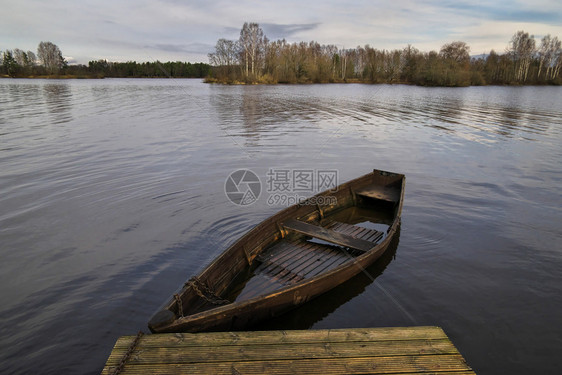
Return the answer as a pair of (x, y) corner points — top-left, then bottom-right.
(43, 83), (73, 124)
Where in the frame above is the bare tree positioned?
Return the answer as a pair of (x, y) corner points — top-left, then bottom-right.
(337, 48), (356, 81)
(440, 41), (470, 64)
(207, 25), (559, 85)
(538, 35), (551, 79)
(238, 22), (266, 78)
(12, 49), (36, 68)
(26, 51), (37, 66)
(538, 35), (561, 80)
(37, 41), (65, 74)
(12, 48), (36, 75)
(13, 49), (27, 66)
(209, 39), (238, 67)
(208, 39), (239, 81)
(509, 31), (535, 82)
(554, 41), (562, 80)
(401, 45), (420, 82)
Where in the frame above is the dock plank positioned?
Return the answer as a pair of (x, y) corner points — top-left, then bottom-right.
(102, 327), (475, 375)
(112, 326), (448, 348)
(106, 339), (458, 364)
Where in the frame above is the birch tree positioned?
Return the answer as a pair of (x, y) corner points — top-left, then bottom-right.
(37, 41), (65, 74)
(554, 43), (562, 80)
(509, 31), (535, 82)
(238, 22), (266, 78)
(538, 35), (561, 80)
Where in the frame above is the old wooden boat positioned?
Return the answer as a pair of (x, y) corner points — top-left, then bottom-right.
(149, 169), (405, 333)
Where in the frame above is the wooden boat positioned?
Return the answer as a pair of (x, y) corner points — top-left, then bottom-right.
(149, 169), (405, 333)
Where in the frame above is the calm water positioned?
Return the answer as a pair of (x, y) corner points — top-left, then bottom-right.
(0, 79), (560, 374)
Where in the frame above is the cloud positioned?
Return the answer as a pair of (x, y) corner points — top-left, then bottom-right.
(64, 56), (78, 65)
(261, 23), (321, 40)
(2, 0), (561, 64)
(434, 0), (562, 25)
(149, 42), (214, 55)
(222, 23), (320, 42)
(450, 20), (562, 54)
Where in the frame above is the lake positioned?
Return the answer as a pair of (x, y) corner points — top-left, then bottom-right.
(0, 79), (560, 374)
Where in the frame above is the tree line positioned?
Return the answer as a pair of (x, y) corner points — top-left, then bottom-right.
(1, 41), (66, 77)
(207, 23), (562, 86)
(1, 41), (210, 78)
(86, 60), (210, 78)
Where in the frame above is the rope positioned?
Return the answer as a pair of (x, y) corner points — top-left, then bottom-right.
(186, 276), (230, 306)
(110, 331), (144, 375)
(174, 293), (184, 317)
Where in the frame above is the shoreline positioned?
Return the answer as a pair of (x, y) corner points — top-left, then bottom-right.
(1, 74), (103, 79)
(203, 77), (561, 87)
(2, 75), (559, 87)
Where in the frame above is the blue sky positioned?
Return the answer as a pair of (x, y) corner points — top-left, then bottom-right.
(2, 0), (561, 64)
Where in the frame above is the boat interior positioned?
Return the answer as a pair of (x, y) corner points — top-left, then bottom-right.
(228, 206), (395, 303)
(183, 178), (403, 316)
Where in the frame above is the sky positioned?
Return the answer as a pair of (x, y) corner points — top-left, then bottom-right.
(2, 0), (561, 64)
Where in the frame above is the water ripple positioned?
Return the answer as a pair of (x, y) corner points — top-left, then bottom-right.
(0, 79), (561, 374)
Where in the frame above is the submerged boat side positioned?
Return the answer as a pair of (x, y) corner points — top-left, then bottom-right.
(149, 169), (405, 333)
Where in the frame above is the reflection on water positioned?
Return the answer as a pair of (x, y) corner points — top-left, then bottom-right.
(43, 83), (73, 124)
(0, 79), (560, 375)
(213, 84), (558, 151)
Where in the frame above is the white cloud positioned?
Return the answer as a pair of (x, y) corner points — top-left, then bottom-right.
(1, 0), (560, 64)
(448, 20), (562, 54)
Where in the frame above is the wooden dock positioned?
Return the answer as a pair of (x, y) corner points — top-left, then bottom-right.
(102, 326), (475, 374)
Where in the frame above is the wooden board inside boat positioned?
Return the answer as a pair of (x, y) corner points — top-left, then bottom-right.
(223, 205), (392, 304)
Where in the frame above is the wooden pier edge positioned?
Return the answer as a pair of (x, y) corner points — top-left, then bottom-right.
(102, 326), (475, 375)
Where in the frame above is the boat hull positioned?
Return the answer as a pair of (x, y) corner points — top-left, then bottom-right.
(149, 169), (405, 333)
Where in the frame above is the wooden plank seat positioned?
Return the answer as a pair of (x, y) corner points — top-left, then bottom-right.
(283, 219), (376, 253)
(355, 185), (400, 203)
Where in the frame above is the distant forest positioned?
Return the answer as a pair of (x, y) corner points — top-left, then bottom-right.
(3, 28), (561, 86)
(0, 41), (210, 78)
(207, 23), (562, 86)
(85, 60), (210, 78)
